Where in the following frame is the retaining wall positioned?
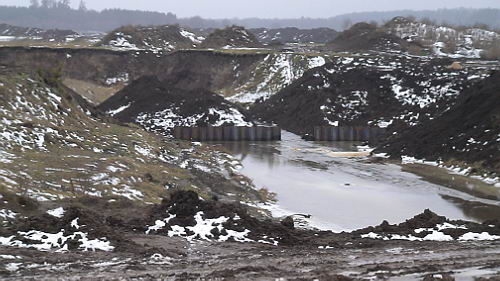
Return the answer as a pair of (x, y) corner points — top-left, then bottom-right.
(313, 126), (386, 141)
(173, 126), (281, 141)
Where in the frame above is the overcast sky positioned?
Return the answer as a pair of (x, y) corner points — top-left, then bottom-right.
(3, 0), (500, 18)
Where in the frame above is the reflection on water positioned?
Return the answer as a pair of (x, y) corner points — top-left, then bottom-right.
(212, 131), (500, 231)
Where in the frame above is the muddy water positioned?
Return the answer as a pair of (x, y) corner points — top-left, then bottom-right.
(215, 131), (500, 232)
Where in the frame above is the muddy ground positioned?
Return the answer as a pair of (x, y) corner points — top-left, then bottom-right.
(1, 191), (500, 280)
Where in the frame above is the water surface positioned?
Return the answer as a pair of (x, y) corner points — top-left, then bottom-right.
(215, 131), (500, 231)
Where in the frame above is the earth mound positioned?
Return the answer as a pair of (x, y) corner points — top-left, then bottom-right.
(144, 190), (304, 245)
(376, 71), (500, 175)
(0, 23), (77, 41)
(97, 24), (203, 51)
(0, 204), (137, 252)
(354, 209), (500, 240)
(98, 76), (254, 136)
(383, 16), (500, 59)
(250, 27), (339, 44)
(200, 25), (264, 49)
(327, 22), (416, 53)
(250, 55), (484, 138)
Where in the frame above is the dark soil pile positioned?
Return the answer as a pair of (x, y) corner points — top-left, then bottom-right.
(354, 209), (500, 239)
(376, 71), (500, 174)
(97, 24), (201, 50)
(250, 55), (477, 138)
(326, 22), (418, 53)
(200, 25), (263, 49)
(0, 23), (77, 41)
(1, 204), (139, 252)
(144, 190), (306, 245)
(98, 76), (254, 136)
(250, 27), (339, 44)
(0, 191), (324, 250)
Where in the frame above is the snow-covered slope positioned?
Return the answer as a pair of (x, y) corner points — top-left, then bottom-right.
(0, 71), (252, 207)
(0, 23), (78, 42)
(228, 53), (328, 103)
(384, 17), (500, 58)
(98, 76), (254, 136)
(98, 25), (203, 52)
(251, 54), (496, 137)
(377, 71), (500, 178)
(199, 26), (263, 49)
(250, 27), (339, 44)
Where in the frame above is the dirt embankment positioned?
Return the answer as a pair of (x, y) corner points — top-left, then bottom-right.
(199, 25), (264, 49)
(97, 75), (254, 136)
(0, 47), (266, 104)
(250, 27), (339, 44)
(0, 23), (77, 41)
(376, 71), (500, 175)
(326, 22), (423, 53)
(97, 24), (202, 51)
(250, 55), (478, 138)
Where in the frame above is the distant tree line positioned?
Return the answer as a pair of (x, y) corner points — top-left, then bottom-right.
(0, 3), (498, 32)
(0, 1), (177, 32)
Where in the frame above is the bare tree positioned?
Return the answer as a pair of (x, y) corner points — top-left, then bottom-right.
(30, 0), (40, 8)
(41, 0), (56, 8)
(57, 0), (71, 9)
(78, 0), (87, 11)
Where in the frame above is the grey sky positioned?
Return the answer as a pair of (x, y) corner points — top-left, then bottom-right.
(3, 0), (500, 18)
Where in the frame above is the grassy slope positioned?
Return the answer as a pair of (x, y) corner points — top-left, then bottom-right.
(0, 71), (263, 219)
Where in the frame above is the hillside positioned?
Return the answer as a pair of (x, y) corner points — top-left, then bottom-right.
(97, 76), (254, 136)
(384, 17), (500, 59)
(326, 22), (422, 53)
(250, 27), (339, 44)
(0, 69), (262, 217)
(199, 26), (264, 49)
(0, 47), (332, 106)
(376, 71), (500, 176)
(97, 25), (203, 52)
(250, 55), (493, 137)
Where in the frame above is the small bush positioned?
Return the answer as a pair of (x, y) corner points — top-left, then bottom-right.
(37, 65), (63, 87)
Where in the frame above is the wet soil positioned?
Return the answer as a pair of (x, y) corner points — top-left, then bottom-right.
(1, 191), (500, 280)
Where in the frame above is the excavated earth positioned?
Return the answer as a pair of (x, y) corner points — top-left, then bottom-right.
(250, 55), (490, 137)
(376, 71), (500, 175)
(326, 22), (422, 53)
(250, 27), (339, 44)
(199, 26), (264, 49)
(97, 75), (254, 136)
(1, 191), (500, 280)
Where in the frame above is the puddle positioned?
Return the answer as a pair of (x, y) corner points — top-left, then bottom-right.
(213, 131), (500, 232)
